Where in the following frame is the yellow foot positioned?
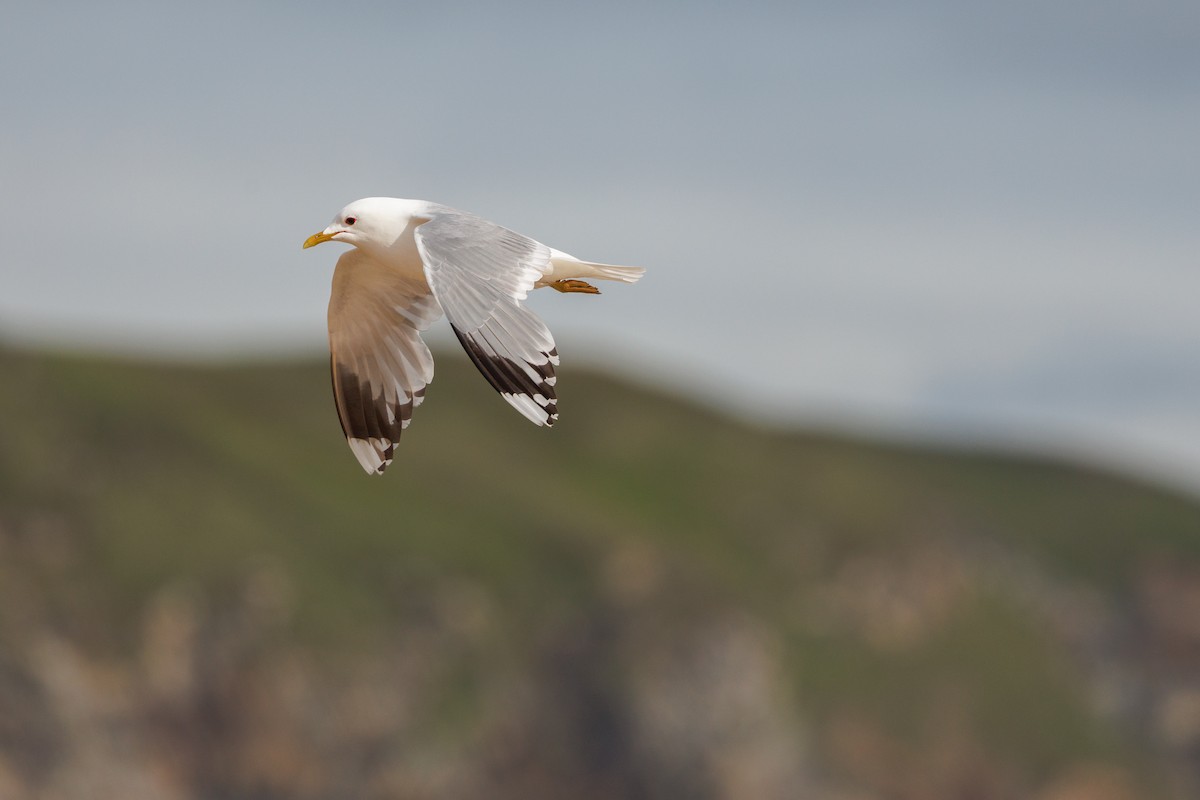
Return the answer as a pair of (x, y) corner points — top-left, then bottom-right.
(549, 279), (601, 294)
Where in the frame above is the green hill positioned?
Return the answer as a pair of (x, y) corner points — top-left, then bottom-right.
(1, 344), (1198, 799)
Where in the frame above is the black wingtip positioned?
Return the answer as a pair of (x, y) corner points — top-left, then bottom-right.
(451, 325), (558, 423)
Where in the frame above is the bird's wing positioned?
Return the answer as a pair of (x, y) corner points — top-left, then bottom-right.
(327, 247), (442, 474)
(414, 210), (559, 427)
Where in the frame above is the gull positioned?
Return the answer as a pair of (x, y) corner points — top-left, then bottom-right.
(303, 197), (644, 474)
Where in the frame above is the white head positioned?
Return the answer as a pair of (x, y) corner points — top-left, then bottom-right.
(302, 197), (415, 254)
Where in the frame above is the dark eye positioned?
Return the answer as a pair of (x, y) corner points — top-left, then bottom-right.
(345, 216), (357, 225)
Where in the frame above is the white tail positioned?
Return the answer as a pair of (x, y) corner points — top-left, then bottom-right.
(578, 261), (646, 284)
(543, 250), (646, 287)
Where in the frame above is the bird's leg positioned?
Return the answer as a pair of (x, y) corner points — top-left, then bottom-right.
(549, 279), (601, 294)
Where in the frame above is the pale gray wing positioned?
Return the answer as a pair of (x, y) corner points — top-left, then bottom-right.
(327, 248), (442, 474)
(414, 210), (559, 427)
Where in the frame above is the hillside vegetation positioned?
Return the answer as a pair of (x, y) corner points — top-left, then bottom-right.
(2, 344), (1199, 799)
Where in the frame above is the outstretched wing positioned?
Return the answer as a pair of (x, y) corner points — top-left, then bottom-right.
(414, 210), (559, 427)
(327, 248), (442, 474)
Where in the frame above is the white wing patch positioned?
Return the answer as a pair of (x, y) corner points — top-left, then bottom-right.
(415, 210), (560, 427)
(328, 248), (442, 473)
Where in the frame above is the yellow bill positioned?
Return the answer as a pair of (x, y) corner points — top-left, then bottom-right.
(303, 230), (336, 249)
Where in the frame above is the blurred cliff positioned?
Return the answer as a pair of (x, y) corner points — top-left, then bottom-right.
(2, 344), (1200, 799)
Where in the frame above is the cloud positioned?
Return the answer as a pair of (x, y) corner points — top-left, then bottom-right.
(2, 1), (1199, 487)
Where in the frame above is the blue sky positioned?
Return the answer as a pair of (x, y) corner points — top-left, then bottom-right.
(3, 2), (1198, 490)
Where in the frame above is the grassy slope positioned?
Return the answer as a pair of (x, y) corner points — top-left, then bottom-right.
(2, 344), (1199, 791)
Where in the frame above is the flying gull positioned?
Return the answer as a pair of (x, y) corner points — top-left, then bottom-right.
(303, 197), (644, 474)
